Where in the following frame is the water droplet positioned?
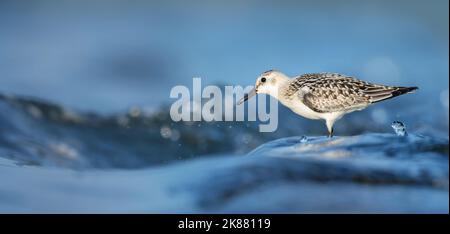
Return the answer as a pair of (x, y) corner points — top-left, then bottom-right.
(129, 106), (141, 118)
(160, 126), (172, 139)
(391, 121), (407, 137)
(299, 136), (308, 143)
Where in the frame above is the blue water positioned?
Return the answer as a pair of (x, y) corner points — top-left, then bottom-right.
(0, 124), (447, 213)
(0, 0), (448, 213)
(0, 92), (448, 213)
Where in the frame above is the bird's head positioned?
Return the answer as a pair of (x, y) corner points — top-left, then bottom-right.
(237, 70), (290, 105)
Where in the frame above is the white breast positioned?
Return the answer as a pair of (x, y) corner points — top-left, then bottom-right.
(280, 98), (322, 120)
(276, 86), (322, 120)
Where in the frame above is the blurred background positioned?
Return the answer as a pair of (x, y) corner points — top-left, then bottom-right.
(0, 0), (448, 213)
(0, 0), (448, 168)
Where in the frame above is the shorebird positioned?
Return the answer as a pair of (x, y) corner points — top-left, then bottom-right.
(238, 70), (418, 137)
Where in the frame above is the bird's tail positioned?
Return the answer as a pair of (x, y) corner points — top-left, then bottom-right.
(367, 86), (418, 103)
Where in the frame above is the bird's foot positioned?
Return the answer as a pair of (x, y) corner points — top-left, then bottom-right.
(327, 128), (334, 138)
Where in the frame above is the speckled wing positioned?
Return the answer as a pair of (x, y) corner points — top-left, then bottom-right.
(287, 73), (417, 113)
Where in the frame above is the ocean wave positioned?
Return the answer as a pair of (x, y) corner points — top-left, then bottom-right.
(0, 133), (447, 213)
(1, 93), (447, 170)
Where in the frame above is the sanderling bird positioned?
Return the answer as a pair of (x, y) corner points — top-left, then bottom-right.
(238, 70), (418, 137)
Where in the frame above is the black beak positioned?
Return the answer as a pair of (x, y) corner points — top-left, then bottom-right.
(237, 88), (257, 105)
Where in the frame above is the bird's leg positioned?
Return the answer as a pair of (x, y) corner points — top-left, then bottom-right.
(328, 127), (334, 138)
(325, 118), (335, 138)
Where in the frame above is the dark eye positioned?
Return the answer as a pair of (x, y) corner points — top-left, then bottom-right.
(261, 77), (266, 83)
